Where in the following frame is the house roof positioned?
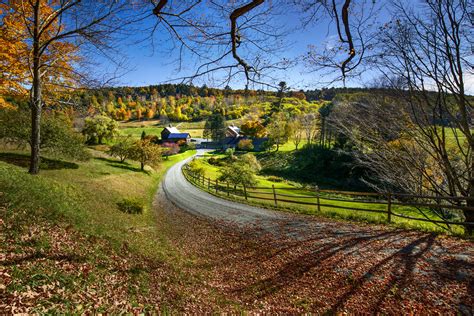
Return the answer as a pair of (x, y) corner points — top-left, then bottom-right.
(227, 125), (240, 136)
(163, 126), (180, 134)
(167, 133), (190, 139)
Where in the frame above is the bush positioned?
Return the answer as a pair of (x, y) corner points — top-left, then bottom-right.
(117, 198), (144, 214)
(266, 175), (284, 182)
(179, 142), (196, 153)
(208, 157), (221, 165)
(162, 142), (180, 157)
(225, 147), (235, 157)
(188, 158), (205, 178)
(237, 139), (254, 151)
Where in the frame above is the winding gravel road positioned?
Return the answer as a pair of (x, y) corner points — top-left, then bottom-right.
(162, 150), (286, 227)
(162, 150), (338, 237)
(159, 150), (474, 313)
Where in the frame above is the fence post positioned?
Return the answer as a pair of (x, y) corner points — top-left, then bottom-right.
(208, 177), (210, 190)
(202, 174), (204, 185)
(227, 182), (230, 197)
(316, 186), (321, 213)
(387, 193), (392, 223)
(216, 179), (218, 194)
(272, 184), (278, 207)
(243, 184), (248, 200)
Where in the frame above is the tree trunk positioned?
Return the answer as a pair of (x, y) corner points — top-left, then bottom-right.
(29, 105), (41, 174)
(465, 171), (474, 236)
(29, 1), (42, 175)
(141, 162), (144, 171)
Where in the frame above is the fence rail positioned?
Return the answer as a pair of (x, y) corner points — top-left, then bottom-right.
(182, 164), (474, 229)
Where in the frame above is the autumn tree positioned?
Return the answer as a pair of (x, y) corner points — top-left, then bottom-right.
(300, 113), (319, 145)
(241, 119), (266, 138)
(218, 153), (261, 187)
(267, 112), (290, 151)
(108, 137), (134, 163)
(82, 115), (119, 145)
(3, 0), (133, 174)
(288, 119), (303, 150)
(129, 139), (163, 171)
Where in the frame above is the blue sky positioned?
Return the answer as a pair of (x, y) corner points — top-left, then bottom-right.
(102, 1), (473, 94)
(105, 2), (363, 91)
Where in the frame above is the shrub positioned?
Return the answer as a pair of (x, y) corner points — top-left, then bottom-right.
(237, 139), (254, 151)
(266, 175), (284, 182)
(225, 147), (235, 157)
(188, 158), (205, 178)
(117, 198), (143, 214)
(208, 157), (220, 165)
(162, 142), (180, 157)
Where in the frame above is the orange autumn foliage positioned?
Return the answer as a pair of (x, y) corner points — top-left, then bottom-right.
(0, 2), (79, 100)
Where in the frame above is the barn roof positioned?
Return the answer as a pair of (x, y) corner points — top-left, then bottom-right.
(167, 133), (190, 139)
(163, 126), (180, 133)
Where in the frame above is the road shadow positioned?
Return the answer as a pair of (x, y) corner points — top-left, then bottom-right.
(225, 225), (470, 313)
(0, 152), (78, 170)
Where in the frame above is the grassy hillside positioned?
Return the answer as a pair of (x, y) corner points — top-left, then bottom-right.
(0, 149), (197, 311)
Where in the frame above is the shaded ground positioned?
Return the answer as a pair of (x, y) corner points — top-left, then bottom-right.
(160, 151), (474, 313)
(1, 187), (473, 313)
(0, 152), (78, 170)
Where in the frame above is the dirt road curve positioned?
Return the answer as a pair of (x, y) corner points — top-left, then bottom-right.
(162, 150), (284, 225)
(162, 150), (338, 236)
(161, 150), (474, 313)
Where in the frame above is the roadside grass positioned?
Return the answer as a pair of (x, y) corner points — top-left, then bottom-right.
(188, 156), (466, 235)
(0, 148), (195, 261)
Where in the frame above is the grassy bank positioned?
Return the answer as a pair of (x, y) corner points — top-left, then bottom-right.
(188, 156), (466, 235)
(0, 149), (195, 259)
(0, 148), (198, 311)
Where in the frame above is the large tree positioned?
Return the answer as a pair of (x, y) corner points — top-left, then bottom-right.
(2, 0), (132, 174)
(332, 0), (474, 234)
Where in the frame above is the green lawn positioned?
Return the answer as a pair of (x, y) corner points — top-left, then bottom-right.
(189, 156), (466, 235)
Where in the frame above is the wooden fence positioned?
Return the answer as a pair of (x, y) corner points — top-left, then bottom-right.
(182, 164), (474, 230)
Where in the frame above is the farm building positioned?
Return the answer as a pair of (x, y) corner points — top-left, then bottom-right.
(161, 126), (191, 143)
